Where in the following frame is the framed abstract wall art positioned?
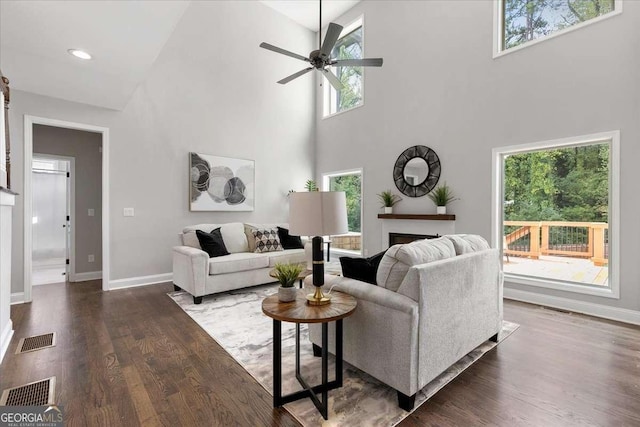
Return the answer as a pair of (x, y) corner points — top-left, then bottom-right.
(190, 152), (255, 211)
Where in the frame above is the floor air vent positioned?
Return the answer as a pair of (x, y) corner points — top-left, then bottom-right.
(16, 332), (56, 354)
(0, 377), (56, 406)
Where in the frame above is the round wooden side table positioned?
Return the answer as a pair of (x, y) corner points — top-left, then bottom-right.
(262, 290), (357, 420)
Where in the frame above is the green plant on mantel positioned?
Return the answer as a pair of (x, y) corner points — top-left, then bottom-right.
(305, 180), (319, 192)
(274, 263), (304, 288)
(377, 190), (402, 208)
(427, 182), (459, 206)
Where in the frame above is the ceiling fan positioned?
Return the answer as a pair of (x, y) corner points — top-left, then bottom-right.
(259, 1), (383, 90)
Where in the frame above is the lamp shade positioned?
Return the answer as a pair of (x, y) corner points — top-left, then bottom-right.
(289, 191), (348, 237)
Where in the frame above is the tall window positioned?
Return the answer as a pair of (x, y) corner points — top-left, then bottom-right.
(493, 132), (619, 298)
(496, 0), (620, 54)
(323, 170), (363, 255)
(323, 18), (363, 117)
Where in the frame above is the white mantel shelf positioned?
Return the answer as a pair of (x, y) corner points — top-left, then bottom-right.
(377, 214), (455, 221)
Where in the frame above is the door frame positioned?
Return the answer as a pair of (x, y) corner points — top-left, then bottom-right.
(32, 153), (75, 283)
(24, 116), (110, 301)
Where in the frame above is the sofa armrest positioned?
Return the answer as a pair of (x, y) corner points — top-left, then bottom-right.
(304, 275), (417, 314)
(304, 274), (419, 395)
(172, 245), (208, 297)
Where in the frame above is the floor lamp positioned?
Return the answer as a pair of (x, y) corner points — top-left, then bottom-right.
(289, 191), (348, 305)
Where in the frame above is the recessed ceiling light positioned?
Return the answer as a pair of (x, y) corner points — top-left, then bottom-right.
(67, 49), (92, 60)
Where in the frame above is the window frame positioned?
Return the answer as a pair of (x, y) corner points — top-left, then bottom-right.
(491, 131), (620, 299)
(322, 15), (365, 119)
(322, 168), (364, 256)
(493, 0), (623, 58)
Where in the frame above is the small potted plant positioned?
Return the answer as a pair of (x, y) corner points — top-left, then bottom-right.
(427, 182), (458, 214)
(274, 262), (303, 302)
(377, 190), (402, 214)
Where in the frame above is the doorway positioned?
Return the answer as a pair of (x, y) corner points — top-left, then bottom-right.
(31, 155), (73, 286)
(24, 116), (110, 302)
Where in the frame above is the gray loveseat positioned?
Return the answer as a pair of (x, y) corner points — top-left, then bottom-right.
(305, 234), (503, 410)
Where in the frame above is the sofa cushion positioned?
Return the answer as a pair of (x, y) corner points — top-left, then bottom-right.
(244, 223), (289, 252)
(340, 250), (386, 285)
(277, 227), (304, 249)
(208, 252), (269, 275)
(376, 237), (456, 291)
(182, 231), (201, 249)
(252, 228), (284, 253)
(444, 234), (490, 255)
(265, 249), (306, 268)
(196, 229), (230, 258)
(182, 223), (248, 254)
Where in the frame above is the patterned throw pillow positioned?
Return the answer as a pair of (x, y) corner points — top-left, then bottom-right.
(252, 228), (284, 253)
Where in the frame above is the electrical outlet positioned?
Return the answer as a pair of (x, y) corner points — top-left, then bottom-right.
(88, 254), (95, 263)
(123, 208), (135, 217)
(364, 249), (369, 257)
(88, 208), (95, 217)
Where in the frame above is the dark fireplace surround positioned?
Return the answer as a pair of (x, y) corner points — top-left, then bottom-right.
(389, 232), (440, 247)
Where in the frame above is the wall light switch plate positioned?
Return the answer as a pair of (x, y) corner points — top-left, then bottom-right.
(88, 254), (95, 263)
(88, 208), (95, 217)
(123, 208), (135, 217)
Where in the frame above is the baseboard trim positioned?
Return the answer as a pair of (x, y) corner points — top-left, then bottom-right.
(0, 320), (14, 364)
(10, 292), (25, 305)
(504, 287), (640, 326)
(71, 271), (102, 282)
(109, 273), (173, 290)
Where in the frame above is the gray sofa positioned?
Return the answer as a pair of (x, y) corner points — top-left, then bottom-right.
(305, 235), (503, 410)
(172, 222), (306, 303)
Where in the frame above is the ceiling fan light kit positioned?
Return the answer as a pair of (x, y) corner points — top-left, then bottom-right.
(260, 0), (383, 90)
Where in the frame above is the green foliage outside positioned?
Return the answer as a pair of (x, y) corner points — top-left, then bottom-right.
(504, 143), (609, 223)
(329, 174), (361, 233)
(332, 27), (362, 112)
(504, 0), (615, 49)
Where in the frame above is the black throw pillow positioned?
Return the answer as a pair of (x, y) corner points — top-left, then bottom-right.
(277, 227), (304, 250)
(196, 228), (230, 258)
(339, 250), (387, 285)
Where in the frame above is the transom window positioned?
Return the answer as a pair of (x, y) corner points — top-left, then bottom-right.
(323, 17), (363, 117)
(495, 0), (621, 55)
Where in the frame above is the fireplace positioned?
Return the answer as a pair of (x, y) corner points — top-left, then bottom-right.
(389, 232), (440, 247)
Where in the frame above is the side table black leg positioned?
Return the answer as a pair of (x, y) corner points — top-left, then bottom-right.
(273, 320), (282, 407)
(321, 322), (329, 419)
(336, 319), (343, 387)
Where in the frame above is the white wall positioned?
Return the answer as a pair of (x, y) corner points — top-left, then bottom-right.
(316, 1), (640, 312)
(9, 1), (315, 293)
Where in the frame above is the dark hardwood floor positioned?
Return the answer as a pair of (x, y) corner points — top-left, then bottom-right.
(1, 281), (639, 426)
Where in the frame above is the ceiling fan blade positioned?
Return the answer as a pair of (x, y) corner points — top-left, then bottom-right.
(320, 23), (343, 57)
(278, 67), (314, 84)
(332, 58), (384, 67)
(321, 69), (344, 91)
(259, 42), (309, 62)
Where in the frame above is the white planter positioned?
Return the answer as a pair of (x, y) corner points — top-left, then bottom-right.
(436, 206), (447, 215)
(278, 286), (297, 302)
(384, 207), (393, 214)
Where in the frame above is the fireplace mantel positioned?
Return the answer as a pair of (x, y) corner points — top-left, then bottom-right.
(377, 214), (455, 221)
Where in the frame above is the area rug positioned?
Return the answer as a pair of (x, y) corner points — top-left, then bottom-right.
(168, 284), (519, 426)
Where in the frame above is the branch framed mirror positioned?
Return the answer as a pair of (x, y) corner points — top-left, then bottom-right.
(393, 145), (441, 197)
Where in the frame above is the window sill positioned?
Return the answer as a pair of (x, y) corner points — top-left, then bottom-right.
(504, 273), (619, 299)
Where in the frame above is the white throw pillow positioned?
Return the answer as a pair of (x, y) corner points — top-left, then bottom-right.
(219, 222), (249, 253)
(182, 231), (201, 249)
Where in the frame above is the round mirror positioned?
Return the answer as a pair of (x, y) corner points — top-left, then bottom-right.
(393, 145), (441, 197)
(403, 157), (429, 186)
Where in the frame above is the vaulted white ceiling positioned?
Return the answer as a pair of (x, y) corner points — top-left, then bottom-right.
(0, 0), (190, 110)
(260, 0), (360, 32)
(0, 0), (359, 111)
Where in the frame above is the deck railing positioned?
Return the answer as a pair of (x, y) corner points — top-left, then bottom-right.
(504, 221), (608, 266)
